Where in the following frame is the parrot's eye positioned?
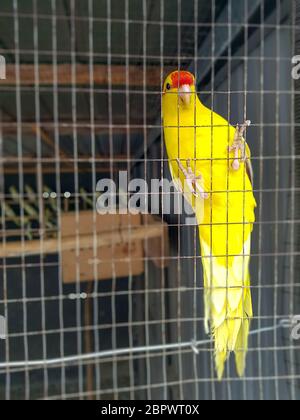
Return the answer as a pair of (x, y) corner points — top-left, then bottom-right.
(166, 83), (171, 91)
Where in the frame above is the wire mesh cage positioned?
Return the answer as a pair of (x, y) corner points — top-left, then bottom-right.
(0, 0), (299, 400)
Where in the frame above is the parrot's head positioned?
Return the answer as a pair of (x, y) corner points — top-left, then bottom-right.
(162, 70), (196, 114)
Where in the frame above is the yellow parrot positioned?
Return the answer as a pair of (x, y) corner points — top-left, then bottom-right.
(162, 70), (257, 379)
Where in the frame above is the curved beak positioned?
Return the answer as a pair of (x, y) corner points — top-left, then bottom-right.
(179, 84), (192, 106)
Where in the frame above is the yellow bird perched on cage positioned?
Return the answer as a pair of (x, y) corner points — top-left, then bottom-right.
(162, 70), (257, 379)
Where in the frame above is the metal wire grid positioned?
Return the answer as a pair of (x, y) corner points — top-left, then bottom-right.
(0, 0), (298, 400)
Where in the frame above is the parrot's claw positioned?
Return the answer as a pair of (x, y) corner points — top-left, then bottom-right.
(229, 120), (251, 171)
(176, 158), (209, 199)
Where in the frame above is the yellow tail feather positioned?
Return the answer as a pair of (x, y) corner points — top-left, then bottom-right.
(215, 350), (228, 381)
(201, 237), (253, 379)
(235, 316), (251, 377)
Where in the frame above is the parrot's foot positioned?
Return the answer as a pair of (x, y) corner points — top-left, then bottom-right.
(229, 120), (251, 171)
(176, 158), (209, 199)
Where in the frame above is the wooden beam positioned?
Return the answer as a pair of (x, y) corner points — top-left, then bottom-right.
(2, 155), (128, 163)
(1, 121), (144, 136)
(2, 154), (128, 175)
(2, 165), (121, 175)
(1, 64), (171, 87)
(0, 223), (165, 258)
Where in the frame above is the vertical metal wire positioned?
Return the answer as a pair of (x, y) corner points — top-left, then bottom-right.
(32, 0), (48, 399)
(273, 0), (281, 400)
(241, 0), (249, 401)
(70, 0), (84, 398)
(142, 0), (152, 400)
(192, 0), (199, 400)
(225, 0), (233, 399)
(106, 0), (119, 400)
(51, 0), (66, 399)
(159, 0), (168, 401)
(87, 0), (102, 400)
(124, 0), (135, 400)
(257, 0), (265, 401)
(12, 0), (30, 400)
(176, 0), (184, 400)
(209, 0), (216, 400)
(0, 111), (11, 401)
(289, 0), (296, 401)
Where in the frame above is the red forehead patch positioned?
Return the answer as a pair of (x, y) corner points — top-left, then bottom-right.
(171, 71), (194, 88)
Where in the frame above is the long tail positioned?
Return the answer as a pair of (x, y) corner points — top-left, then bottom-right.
(201, 238), (253, 380)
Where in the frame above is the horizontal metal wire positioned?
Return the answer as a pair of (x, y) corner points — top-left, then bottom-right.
(0, 283), (300, 306)
(1, 252), (300, 270)
(0, 50), (296, 67)
(43, 373), (300, 401)
(2, 342), (300, 377)
(0, 322), (286, 372)
(0, 11), (296, 30)
(1, 248), (300, 258)
(0, 218), (299, 229)
(0, 121), (297, 128)
(0, 315), (298, 342)
(0, 86), (297, 95)
(0, 188), (298, 196)
(2, 155), (300, 164)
